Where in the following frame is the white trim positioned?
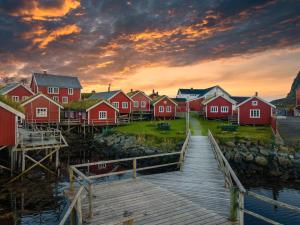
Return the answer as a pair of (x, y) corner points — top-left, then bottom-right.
(0, 101), (25, 118)
(47, 87), (59, 94)
(68, 88), (74, 96)
(98, 111), (107, 120)
(12, 96), (19, 102)
(21, 93), (64, 109)
(86, 100), (119, 112)
(251, 100), (258, 106)
(236, 96), (276, 108)
(62, 96), (68, 103)
(112, 102), (119, 109)
(36, 107), (48, 117)
(187, 96), (205, 102)
(53, 96), (59, 102)
(153, 96), (178, 106)
(1, 83), (35, 95)
(133, 101), (139, 108)
(122, 101), (129, 109)
(210, 106), (218, 113)
(108, 90), (134, 102)
(166, 105), (172, 112)
(202, 95), (236, 106)
(238, 107), (240, 125)
(250, 109), (261, 118)
(158, 106), (164, 112)
(141, 101), (146, 108)
(220, 106), (229, 113)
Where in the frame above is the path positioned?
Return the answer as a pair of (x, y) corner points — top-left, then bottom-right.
(189, 114), (202, 135)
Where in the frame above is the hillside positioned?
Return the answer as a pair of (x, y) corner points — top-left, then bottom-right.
(271, 70), (300, 107)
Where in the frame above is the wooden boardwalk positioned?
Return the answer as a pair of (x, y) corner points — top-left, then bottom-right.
(81, 135), (232, 225)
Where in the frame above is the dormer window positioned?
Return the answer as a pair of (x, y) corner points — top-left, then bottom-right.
(48, 87), (59, 94)
(252, 101), (258, 106)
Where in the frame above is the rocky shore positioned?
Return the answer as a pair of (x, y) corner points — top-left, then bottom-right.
(220, 140), (300, 181)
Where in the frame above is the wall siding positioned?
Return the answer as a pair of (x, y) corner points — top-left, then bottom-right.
(109, 92), (132, 114)
(88, 103), (117, 125)
(6, 85), (33, 101)
(37, 86), (81, 103)
(131, 92), (151, 111)
(154, 97), (176, 118)
(206, 96), (233, 119)
(0, 108), (16, 146)
(189, 98), (204, 111)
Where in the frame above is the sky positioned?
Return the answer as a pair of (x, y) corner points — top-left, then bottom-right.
(0, 0), (299, 100)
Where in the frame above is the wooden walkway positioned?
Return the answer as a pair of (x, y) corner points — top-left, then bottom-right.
(81, 135), (232, 225)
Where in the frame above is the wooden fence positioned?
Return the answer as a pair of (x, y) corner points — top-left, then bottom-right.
(208, 129), (300, 225)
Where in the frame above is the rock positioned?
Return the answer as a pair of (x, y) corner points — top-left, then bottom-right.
(259, 147), (270, 157)
(295, 152), (300, 159)
(270, 170), (282, 177)
(249, 147), (259, 153)
(279, 145), (290, 153)
(225, 141), (235, 147)
(277, 156), (292, 167)
(244, 153), (254, 162)
(234, 153), (242, 163)
(255, 156), (268, 166)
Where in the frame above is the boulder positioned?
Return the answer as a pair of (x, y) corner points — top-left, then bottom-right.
(225, 141), (235, 147)
(259, 147), (270, 157)
(277, 156), (292, 167)
(255, 156), (268, 166)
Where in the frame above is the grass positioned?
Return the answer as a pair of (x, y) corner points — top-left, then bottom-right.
(192, 113), (273, 146)
(0, 95), (24, 113)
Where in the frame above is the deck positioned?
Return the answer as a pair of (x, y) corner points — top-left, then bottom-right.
(81, 135), (232, 224)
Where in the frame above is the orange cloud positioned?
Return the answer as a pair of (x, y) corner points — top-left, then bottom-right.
(11, 0), (80, 21)
(96, 61), (114, 68)
(30, 24), (81, 48)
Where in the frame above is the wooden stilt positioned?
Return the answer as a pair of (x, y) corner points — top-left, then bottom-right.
(55, 148), (59, 169)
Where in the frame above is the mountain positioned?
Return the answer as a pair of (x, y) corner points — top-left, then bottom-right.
(271, 70), (300, 107)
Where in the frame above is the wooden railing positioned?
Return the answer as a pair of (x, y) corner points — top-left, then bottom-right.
(208, 129), (300, 225)
(59, 130), (191, 225)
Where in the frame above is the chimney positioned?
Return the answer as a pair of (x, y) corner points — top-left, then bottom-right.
(43, 70), (47, 75)
(108, 83), (111, 92)
(255, 92), (258, 97)
(92, 90), (95, 94)
(131, 89), (133, 93)
(156, 91), (159, 95)
(152, 89), (155, 94)
(191, 87), (193, 90)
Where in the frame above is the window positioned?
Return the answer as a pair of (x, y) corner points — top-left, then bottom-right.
(99, 111), (107, 120)
(112, 102), (119, 108)
(159, 106), (164, 112)
(211, 106), (218, 113)
(68, 88), (73, 95)
(252, 101), (258, 106)
(134, 101), (139, 108)
(62, 97), (68, 103)
(22, 96), (28, 101)
(122, 102), (128, 109)
(221, 106), (229, 113)
(250, 109), (260, 118)
(12, 96), (19, 102)
(48, 87), (59, 94)
(141, 101), (146, 108)
(53, 96), (59, 102)
(166, 106), (172, 112)
(36, 108), (47, 117)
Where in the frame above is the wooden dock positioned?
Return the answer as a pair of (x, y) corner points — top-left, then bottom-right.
(80, 135), (233, 224)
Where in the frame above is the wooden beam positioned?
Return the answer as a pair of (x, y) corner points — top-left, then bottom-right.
(25, 154), (55, 175)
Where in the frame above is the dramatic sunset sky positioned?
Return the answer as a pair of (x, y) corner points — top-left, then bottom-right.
(0, 0), (299, 100)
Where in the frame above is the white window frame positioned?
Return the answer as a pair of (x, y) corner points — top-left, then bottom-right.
(62, 96), (68, 103)
(122, 102), (128, 109)
(252, 101), (258, 106)
(221, 106), (229, 113)
(53, 96), (59, 102)
(68, 88), (74, 95)
(112, 102), (119, 108)
(12, 96), (19, 102)
(36, 108), (47, 117)
(22, 96), (28, 101)
(98, 111), (107, 120)
(166, 106), (172, 112)
(141, 101), (146, 108)
(134, 101), (139, 108)
(250, 109), (261, 118)
(210, 106), (218, 113)
(159, 106), (164, 112)
(48, 87), (59, 94)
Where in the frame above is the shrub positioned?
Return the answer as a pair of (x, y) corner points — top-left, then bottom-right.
(157, 122), (170, 131)
(218, 125), (238, 132)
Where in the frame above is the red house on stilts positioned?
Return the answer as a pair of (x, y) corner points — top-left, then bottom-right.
(0, 83), (34, 102)
(152, 95), (177, 119)
(128, 90), (152, 112)
(202, 95), (236, 119)
(21, 93), (63, 124)
(0, 97), (25, 146)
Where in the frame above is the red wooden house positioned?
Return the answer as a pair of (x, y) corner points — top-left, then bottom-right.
(0, 98), (25, 146)
(172, 98), (187, 113)
(30, 72), (82, 104)
(127, 90), (151, 112)
(152, 95), (177, 119)
(202, 95), (236, 119)
(0, 83), (34, 102)
(236, 95), (276, 125)
(21, 93), (63, 124)
(187, 96), (205, 112)
(89, 90), (132, 115)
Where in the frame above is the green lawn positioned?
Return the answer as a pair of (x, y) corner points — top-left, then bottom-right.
(194, 115), (273, 146)
(113, 119), (186, 140)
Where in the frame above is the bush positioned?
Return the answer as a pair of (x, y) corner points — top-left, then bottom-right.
(157, 123), (170, 131)
(218, 125), (238, 132)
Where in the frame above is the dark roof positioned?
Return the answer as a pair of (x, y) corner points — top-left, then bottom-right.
(127, 90), (140, 97)
(33, 73), (82, 89)
(64, 99), (102, 110)
(230, 96), (250, 104)
(178, 86), (216, 96)
(0, 83), (19, 94)
(172, 97), (186, 102)
(89, 90), (120, 100)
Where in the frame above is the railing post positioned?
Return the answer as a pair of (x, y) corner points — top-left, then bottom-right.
(76, 195), (83, 225)
(179, 151), (184, 171)
(229, 187), (238, 222)
(69, 167), (74, 190)
(239, 191), (244, 225)
(133, 158), (137, 179)
(88, 183), (93, 218)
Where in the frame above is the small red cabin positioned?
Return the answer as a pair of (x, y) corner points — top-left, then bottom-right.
(0, 100), (25, 146)
(172, 98), (187, 113)
(188, 97), (204, 112)
(128, 90), (151, 112)
(30, 72), (82, 104)
(202, 95), (236, 119)
(21, 94), (63, 124)
(0, 83), (34, 102)
(237, 96), (276, 125)
(152, 95), (177, 119)
(89, 90), (132, 115)
(86, 100), (118, 125)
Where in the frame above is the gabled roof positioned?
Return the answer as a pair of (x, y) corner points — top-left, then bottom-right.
(202, 95), (237, 105)
(0, 83), (34, 95)
(0, 96), (25, 118)
(32, 73), (82, 89)
(178, 85), (231, 98)
(152, 95), (178, 106)
(89, 90), (133, 102)
(236, 96), (276, 108)
(187, 96), (205, 102)
(64, 99), (103, 110)
(127, 90), (152, 100)
(21, 93), (64, 109)
(86, 100), (119, 112)
(230, 96), (250, 104)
